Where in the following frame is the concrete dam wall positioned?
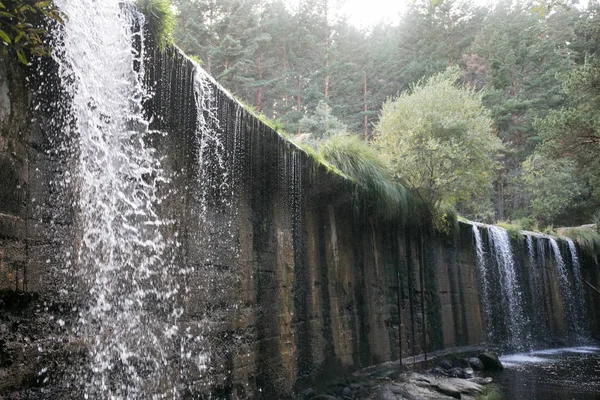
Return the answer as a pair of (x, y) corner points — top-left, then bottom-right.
(0, 17), (599, 399)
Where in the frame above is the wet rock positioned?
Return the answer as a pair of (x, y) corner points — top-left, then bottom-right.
(342, 386), (352, 398)
(452, 358), (471, 369)
(447, 367), (474, 379)
(430, 366), (448, 376)
(478, 352), (504, 371)
(469, 377), (493, 385)
(302, 387), (316, 399)
(469, 357), (485, 371)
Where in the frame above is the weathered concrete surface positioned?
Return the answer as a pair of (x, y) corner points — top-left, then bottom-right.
(0, 44), (599, 400)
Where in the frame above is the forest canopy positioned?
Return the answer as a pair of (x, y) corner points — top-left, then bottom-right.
(171, 0), (600, 230)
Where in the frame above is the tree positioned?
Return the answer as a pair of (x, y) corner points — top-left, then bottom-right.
(518, 154), (585, 226)
(298, 100), (347, 142)
(375, 67), (502, 215)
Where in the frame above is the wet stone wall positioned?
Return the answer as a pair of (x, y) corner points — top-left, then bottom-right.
(0, 45), (599, 399)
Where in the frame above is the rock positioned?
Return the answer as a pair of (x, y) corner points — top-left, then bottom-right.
(452, 358), (471, 369)
(439, 360), (453, 370)
(342, 386), (353, 398)
(447, 367), (473, 379)
(313, 396), (337, 400)
(469, 357), (485, 371)
(469, 377), (493, 385)
(430, 366), (448, 376)
(302, 388), (316, 399)
(478, 352), (504, 371)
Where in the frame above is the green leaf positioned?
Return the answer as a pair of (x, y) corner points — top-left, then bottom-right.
(0, 29), (11, 44)
(15, 48), (28, 65)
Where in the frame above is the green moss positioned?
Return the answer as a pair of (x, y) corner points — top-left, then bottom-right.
(561, 227), (600, 256)
(318, 135), (413, 221)
(476, 384), (503, 400)
(136, 0), (176, 51)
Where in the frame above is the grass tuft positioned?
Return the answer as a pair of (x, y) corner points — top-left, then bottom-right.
(136, 0), (176, 51)
(319, 135), (412, 221)
(561, 227), (600, 256)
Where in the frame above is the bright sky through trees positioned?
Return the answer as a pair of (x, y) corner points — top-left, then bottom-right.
(340, 0), (494, 27)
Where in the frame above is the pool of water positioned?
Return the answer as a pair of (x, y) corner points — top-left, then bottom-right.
(491, 346), (600, 399)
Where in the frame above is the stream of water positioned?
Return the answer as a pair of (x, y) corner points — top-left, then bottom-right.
(494, 347), (600, 399)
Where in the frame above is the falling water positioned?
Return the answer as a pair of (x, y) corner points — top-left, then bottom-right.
(567, 238), (588, 339)
(473, 225), (491, 325)
(549, 238), (586, 340)
(567, 239), (583, 291)
(549, 238), (568, 282)
(53, 1), (178, 397)
(487, 226), (529, 350)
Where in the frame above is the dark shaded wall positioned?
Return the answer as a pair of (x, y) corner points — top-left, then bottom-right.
(0, 45), (599, 400)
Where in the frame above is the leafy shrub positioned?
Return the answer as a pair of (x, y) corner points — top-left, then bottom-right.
(0, 0), (65, 65)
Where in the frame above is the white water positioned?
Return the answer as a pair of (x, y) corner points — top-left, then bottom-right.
(487, 226), (529, 349)
(53, 1), (178, 397)
(472, 225), (491, 327)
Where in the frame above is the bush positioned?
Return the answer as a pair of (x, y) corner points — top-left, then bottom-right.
(136, 0), (175, 50)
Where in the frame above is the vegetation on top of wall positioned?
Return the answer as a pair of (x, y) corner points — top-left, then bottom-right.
(561, 227), (600, 256)
(0, 0), (65, 65)
(496, 221), (525, 241)
(319, 135), (413, 221)
(136, 0), (175, 51)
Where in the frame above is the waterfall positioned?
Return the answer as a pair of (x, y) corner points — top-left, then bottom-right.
(473, 225), (491, 328)
(566, 238), (588, 339)
(52, 1), (178, 397)
(487, 226), (529, 350)
(549, 238), (587, 341)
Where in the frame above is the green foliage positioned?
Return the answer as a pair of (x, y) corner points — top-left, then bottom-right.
(0, 0), (65, 65)
(561, 227), (600, 256)
(375, 66), (502, 218)
(188, 54), (202, 65)
(519, 153), (585, 226)
(476, 384), (503, 400)
(319, 135), (412, 221)
(136, 0), (175, 51)
(299, 100), (348, 143)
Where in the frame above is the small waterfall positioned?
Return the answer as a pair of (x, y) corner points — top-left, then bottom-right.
(549, 238), (586, 341)
(566, 238), (588, 339)
(487, 226), (529, 350)
(473, 225), (491, 327)
(53, 1), (178, 397)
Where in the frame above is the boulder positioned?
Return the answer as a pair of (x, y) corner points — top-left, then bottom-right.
(478, 352), (504, 371)
(302, 388), (316, 399)
(452, 358), (471, 369)
(439, 360), (453, 370)
(469, 357), (485, 371)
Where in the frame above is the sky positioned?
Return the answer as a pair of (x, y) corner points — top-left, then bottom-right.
(339, 0), (493, 28)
